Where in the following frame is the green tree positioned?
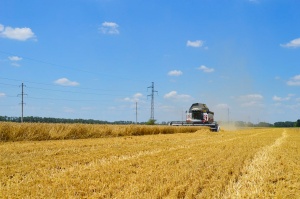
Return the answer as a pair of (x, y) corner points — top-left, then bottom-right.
(146, 119), (156, 125)
(295, 119), (300, 127)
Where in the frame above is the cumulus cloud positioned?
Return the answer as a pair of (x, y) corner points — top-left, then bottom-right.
(11, 63), (21, 67)
(0, 93), (6, 98)
(0, 24), (36, 41)
(164, 91), (192, 101)
(8, 56), (23, 67)
(63, 107), (75, 113)
(287, 75), (300, 86)
(123, 93), (144, 102)
(238, 94), (263, 101)
(197, 65), (215, 73)
(280, 38), (300, 48)
(215, 103), (230, 109)
(272, 94), (294, 102)
(237, 94), (264, 107)
(186, 40), (204, 48)
(54, 78), (79, 86)
(168, 70), (183, 76)
(8, 56), (22, 61)
(100, 22), (119, 34)
(81, 106), (95, 111)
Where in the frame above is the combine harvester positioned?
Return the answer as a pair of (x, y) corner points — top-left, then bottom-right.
(169, 103), (220, 132)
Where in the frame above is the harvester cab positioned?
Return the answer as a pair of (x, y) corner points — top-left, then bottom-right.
(186, 103), (214, 124)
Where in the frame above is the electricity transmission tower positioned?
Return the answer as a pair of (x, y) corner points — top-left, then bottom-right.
(18, 83), (27, 123)
(147, 82), (158, 121)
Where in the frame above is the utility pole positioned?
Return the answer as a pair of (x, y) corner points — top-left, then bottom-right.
(18, 83), (27, 123)
(135, 101), (138, 124)
(228, 108), (230, 124)
(147, 82), (158, 121)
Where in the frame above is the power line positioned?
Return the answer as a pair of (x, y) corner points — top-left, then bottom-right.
(26, 86), (126, 97)
(0, 50), (148, 82)
(0, 77), (141, 94)
(0, 82), (19, 87)
(26, 96), (111, 102)
(0, 81), (137, 102)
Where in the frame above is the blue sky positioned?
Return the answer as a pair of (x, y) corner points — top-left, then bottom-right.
(0, 0), (299, 124)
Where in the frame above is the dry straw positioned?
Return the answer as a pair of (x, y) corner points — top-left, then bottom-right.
(1, 127), (299, 198)
(0, 122), (209, 141)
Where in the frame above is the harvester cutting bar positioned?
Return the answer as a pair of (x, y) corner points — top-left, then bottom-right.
(169, 121), (220, 132)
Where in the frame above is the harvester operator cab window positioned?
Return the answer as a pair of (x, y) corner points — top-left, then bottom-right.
(192, 111), (202, 120)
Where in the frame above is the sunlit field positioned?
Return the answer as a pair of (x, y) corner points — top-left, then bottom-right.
(0, 122), (208, 141)
(1, 123), (299, 198)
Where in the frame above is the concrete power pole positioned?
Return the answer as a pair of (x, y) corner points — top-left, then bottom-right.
(147, 82), (158, 121)
(136, 101), (138, 124)
(228, 108), (230, 124)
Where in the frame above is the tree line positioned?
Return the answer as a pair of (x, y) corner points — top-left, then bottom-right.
(0, 116), (300, 127)
(234, 120), (300, 128)
(0, 116), (138, 124)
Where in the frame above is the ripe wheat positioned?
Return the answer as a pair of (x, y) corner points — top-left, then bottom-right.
(0, 126), (299, 198)
(0, 122), (209, 141)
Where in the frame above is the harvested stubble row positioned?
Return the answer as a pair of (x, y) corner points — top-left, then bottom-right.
(0, 126), (300, 198)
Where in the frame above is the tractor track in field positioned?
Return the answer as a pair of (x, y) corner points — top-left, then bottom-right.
(49, 129), (278, 178)
(223, 129), (288, 198)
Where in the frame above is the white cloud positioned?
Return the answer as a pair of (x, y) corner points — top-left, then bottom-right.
(0, 93), (6, 98)
(287, 75), (300, 86)
(54, 78), (79, 86)
(63, 107), (75, 113)
(0, 24), (36, 41)
(215, 103), (230, 109)
(272, 96), (283, 102)
(8, 56), (22, 61)
(272, 94), (293, 102)
(81, 106), (95, 111)
(8, 56), (22, 67)
(249, 0), (259, 3)
(241, 101), (263, 107)
(11, 63), (21, 67)
(164, 91), (192, 101)
(168, 70), (183, 76)
(238, 94), (263, 101)
(123, 93), (144, 102)
(186, 40), (204, 48)
(237, 94), (264, 107)
(197, 65), (215, 73)
(100, 22), (119, 34)
(280, 38), (300, 48)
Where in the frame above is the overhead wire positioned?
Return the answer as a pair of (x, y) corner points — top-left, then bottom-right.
(0, 49), (160, 103)
(0, 50), (150, 83)
(0, 76), (141, 93)
(0, 50), (156, 119)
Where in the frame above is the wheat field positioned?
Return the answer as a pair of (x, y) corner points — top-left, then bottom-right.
(0, 122), (208, 141)
(0, 123), (299, 198)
